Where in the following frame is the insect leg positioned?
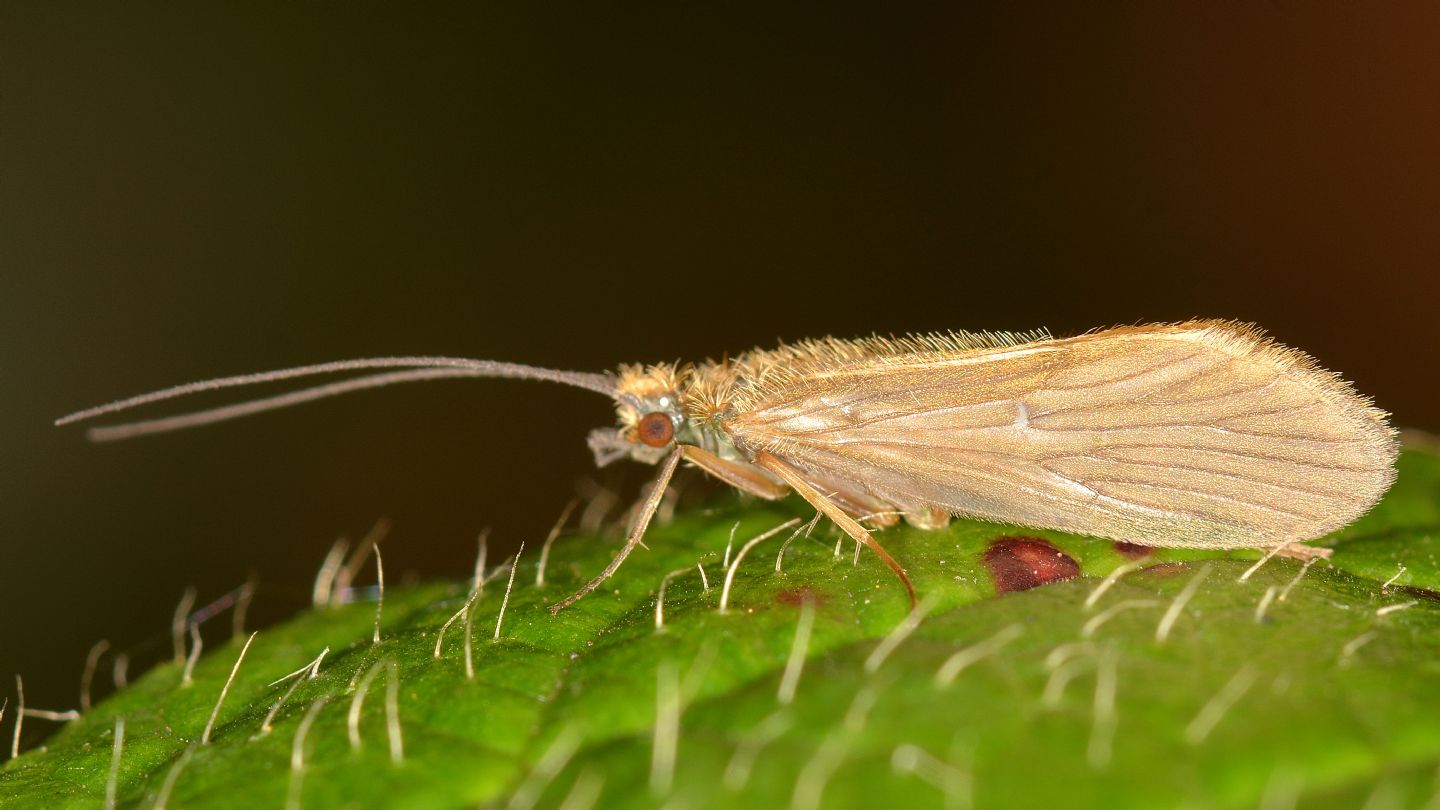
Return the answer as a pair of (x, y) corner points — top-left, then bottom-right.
(1274, 543), (1333, 562)
(681, 446), (789, 499)
(686, 444), (900, 527)
(687, 443), (900, 527)
(753, 451), (917, 607)
(799, 473), (902, 528)
(549, 449), (683, 614)
(900, 506), (951, 530)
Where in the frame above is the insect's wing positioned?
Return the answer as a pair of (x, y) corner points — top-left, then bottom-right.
(723, 323), (1397, 549)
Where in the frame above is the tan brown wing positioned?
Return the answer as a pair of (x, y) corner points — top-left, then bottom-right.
(720, 322), (1397, 549)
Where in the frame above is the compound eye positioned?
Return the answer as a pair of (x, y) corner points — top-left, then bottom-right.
(636, 411), (675, 448)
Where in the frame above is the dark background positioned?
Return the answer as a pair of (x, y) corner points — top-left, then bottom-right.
(4, 5), (1438, 731)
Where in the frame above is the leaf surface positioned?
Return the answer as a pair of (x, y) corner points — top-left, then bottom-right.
(5, 449), (1440, 809)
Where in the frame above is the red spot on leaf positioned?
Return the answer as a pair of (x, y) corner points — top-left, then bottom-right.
(1113, 541), (1153, 560)
(776, 587), (823, 607)
(1399, 585), (1440, 601)
(984, 536), (1080, 594)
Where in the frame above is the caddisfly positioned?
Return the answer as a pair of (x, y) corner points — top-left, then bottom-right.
(58, 320), (1398, 612)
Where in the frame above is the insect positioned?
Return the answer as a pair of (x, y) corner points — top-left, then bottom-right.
(59, 320), (1398, 612)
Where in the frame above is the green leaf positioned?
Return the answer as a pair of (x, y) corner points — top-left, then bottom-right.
(6, 448), (1440, 809)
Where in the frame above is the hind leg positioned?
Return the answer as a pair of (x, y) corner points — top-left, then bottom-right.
(1276, 543), (1332, 562)
(900, 505), (951, 530)
(1239, 539), (1332, 582)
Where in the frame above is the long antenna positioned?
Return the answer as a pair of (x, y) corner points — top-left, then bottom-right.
(56, 357), (617, 442)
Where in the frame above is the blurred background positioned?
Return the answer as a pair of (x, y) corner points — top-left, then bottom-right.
(3, 4), (1437, 731)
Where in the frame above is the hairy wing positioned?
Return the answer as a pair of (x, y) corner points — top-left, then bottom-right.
(722, 322), (1397, 549)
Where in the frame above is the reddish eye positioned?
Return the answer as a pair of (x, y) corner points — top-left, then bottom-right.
(636, 412), (675, 447)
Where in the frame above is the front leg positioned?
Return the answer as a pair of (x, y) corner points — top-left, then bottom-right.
(549, 448), (683, 613)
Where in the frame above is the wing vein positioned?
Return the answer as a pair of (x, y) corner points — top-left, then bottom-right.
(1047, 453), (1369, 505)
(1080, 477), (1315, 521)
(1038, 349), (1207, 393)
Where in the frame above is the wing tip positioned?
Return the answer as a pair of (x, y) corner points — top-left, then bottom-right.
(1102, 319), (1398, 459)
